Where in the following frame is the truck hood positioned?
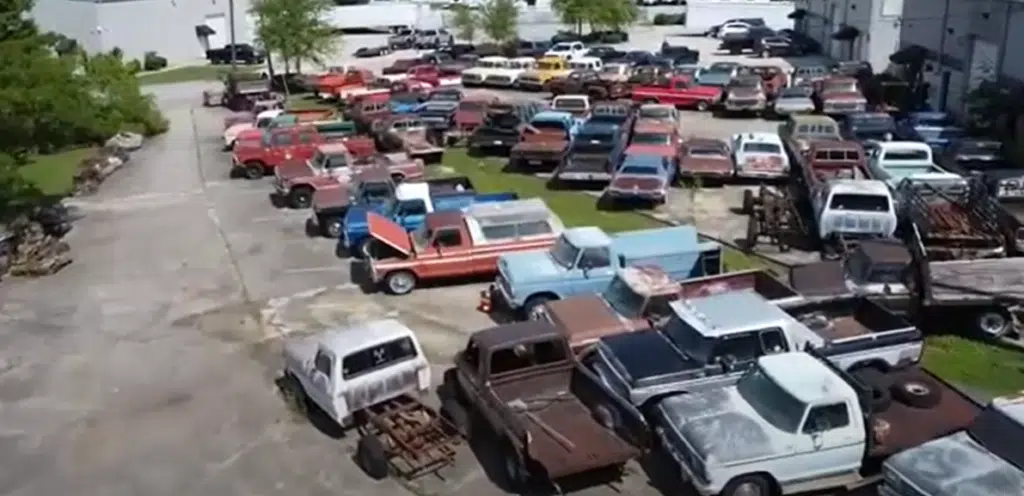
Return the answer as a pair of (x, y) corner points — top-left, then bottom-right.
(681, 156), (733, 173)
(276, 160), (316, 182)
(885, 431), (1024, 496)
(822, 91), (866, 102)
(500, 250), (564, 284)
(545, 295), (647, 349)
(609, 175), (664, 191)
(224, 122), (255, 141)
(367, 212), (411, 257)
(658, 388), (777, 464)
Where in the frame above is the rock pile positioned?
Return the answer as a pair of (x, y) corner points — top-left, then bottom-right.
(72, 131), (143, 196)
(2, 220), (71, 278)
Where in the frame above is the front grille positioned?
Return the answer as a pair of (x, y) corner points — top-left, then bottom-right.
(519, 77), (540, 85)
(826, 102), (862, 111)
(729, 98), (759, 105)
(485, 75), (512, 85)
(462, 74), (481, 82)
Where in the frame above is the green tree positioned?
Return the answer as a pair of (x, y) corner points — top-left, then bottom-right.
(445, 4), (478, 44)
(478, 0), (519, 45)
(589, 0), (638, 32)
(550, 0), (587, 35)
(251, 0), (337, 76)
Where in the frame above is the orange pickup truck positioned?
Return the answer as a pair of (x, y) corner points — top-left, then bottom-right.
(366, 199), (564, 295)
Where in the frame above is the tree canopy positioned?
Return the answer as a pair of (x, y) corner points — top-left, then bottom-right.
(551, 0), (638, 34)
(250, 0), (337, 75)
(0, 0), (167, 211)
(445, 4), (478, 44)
(478, 0), (519, 45)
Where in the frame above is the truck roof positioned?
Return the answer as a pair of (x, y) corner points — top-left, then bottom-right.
(759, 352), (857, 404)
(669, 291), (792, 337)
(827, 178), (891, 195)
(471, 320), (561, 351)
(736, 132), (783, 144)
(564, 226), (611, 248)
(614, 226), (701, 256)
(317, 142), (355, 154)
(315, 319), (414, 358)
(463, 198), (563, 242)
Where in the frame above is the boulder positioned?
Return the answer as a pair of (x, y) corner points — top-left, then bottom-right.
(2, 220), (71, 278)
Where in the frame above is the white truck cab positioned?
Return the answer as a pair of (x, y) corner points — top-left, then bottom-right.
(569, 57), (603, 71)
(811, 179), (898, 241)
(866, 141), (966, 193)
(545, 41), (587, 60)
(731, 132), (790, 179)
(223, 108), (285, 149)
(391, 180), (465, 213)
(552, 94), (591, 115)
(488, 56), (536, 87)
(461, 56), (510, 86)
(281, 319), (430, 428)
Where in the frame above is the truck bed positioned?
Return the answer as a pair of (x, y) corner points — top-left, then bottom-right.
(926, 258), (1024, 304)
(901, 181), (1007, 259)
(678, 269), (802, 304)
(491, 367), (640, 479)
(868, 367), (980, 457)
(786, 297), (914, 341)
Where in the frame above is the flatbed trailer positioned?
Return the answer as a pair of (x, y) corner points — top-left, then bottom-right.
(354, 394), (462, 480)
(898, 178), (1019, 260)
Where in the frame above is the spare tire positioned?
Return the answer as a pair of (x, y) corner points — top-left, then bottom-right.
(852, 368), (892, 412)
(891, 376), (942, 409)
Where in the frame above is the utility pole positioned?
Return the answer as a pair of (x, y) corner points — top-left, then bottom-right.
(228, 0), (238, 68)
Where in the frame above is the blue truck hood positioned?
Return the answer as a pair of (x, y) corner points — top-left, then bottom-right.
(344, 203), (390, 229)
(501, 250), (565, 284)
(390, 101), (421, 114)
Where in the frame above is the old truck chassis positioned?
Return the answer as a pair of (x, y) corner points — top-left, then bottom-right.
(355, 394), (462, 480)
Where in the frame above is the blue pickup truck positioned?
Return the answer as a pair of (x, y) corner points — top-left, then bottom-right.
(341, 179), (517, 257)
(484, 224), (723, 319)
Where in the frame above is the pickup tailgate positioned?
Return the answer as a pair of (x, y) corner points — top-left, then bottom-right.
(512, 133), (569, 159)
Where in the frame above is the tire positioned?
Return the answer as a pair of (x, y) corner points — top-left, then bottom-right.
(696, 100), (710, 112)
(891, 376), (942, 409)
(592, 402), (622, 432)
(502, 447), (530, 491)
(441, 398), (471, 437)
(288, 187), (313, 209)
(324, 218), (342, 239)
(280, 374), (308, 418)
(852, 368), (892, 412)
(742, 189), (754, 214)
(722, 474), (773, 496)
(384, 270), (417, 295)
(355, 434), (390, 480)
(522, 295), (553, 321)
(244, 161), (264, 179)
(975, 309), (1011, 338)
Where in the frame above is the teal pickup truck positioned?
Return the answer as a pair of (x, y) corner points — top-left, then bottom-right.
(341, 179), (517, 257)
(482, 225), (722, 319)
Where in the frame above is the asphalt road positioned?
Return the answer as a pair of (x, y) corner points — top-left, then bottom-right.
(0, 30), (863, 496)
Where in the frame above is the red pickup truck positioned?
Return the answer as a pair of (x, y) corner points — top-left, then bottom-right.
(631, 75), (723, 111)
(405, 64), (462, 88)
(231, 124), (354, 179)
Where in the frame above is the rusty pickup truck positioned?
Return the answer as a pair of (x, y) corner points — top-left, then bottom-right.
(538, 266), (803, 353)
(509, 111), (576, 171)
(231, 122), (356, 179)
(678, 137), (735, 184)
(373, 114), (445, 164)
(441, 320), (643, 490)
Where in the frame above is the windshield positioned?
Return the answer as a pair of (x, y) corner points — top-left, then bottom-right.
(824, 81), (857, 93)
(619, 165), (660, 175)
(602, 277), (646, 318)
(640, 107), (673, 119)
(548, 235), (578, 268)
(780, 88), (812, 98)
(967, 405), (1024, 472)
(661, 314), (713, 362)
(256, 117), (274, 128)
(310, 150), (327, 169)
(458, 101), (485, 112)
(569, 62), (592, 70)
(554, 98), (587, 111)
(532, 120), (567, 132)
(477, 60), (501, 69)
(537, 61), (560, 70)
(829, 193), (890, 212)
(689, 147), (726, 157)
(743, 143), (781, 154)
(358, 181), (392, 201)
(410, 224), (430, 252)
(551, 43), (573, 51)
(737, 367), (806, 433)
(883, 149), (931, 161)
(632, 132), (671, 145)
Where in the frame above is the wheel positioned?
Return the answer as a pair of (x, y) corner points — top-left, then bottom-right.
(852, 368), (892, 412)
(891, 376), (942, 409)
(502, 447), (530, 491)
(384, 270), (417, 295)
(441, 398), (471, 436)
(324, 218), (342, 239)
(744, 217), (759, 250)
(288, 187), (313, 209)
(244, 161), (264, 179)
(522, 295), (553, 320)
(355, 434), (390, 480)
(696, 100), (710, 112)
(721, 474), (773, 496)
(592, 402), (622, 432)
(742, 189), (754, 214)
(976, 309), (1011, 338)
(356, 238), (378, 259)
(279, 373), (308, 418)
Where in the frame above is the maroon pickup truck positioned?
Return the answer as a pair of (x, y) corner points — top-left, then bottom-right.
(231, 124), (354, 179)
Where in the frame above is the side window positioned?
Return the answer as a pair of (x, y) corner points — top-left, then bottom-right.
(797, 124), (808, 134)
(517, 220), (553, 236)
(399, 199), (428, 216)
(326, 154), (348, 169)
(489, 340), (569, 376)
(434, 228), (462, 247)
(645, 295), (673, 321)
(298, 132), (316, 144)
(759, 328), (788, 354)
(272, 133), (294, 146)
(342, 337), (418, 380)
(481, 224), (517, 240)
(814, 151), (829, 161)
(710, 332), (761, 363)
(673, 80), (688, 90)
(313, 350), (333, 376)
(803, 403), (851, 433)
(393, 120), (406, 131)
(579, 247), (611, 268)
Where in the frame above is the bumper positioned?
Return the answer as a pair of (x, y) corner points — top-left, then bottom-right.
(518, 81), (544, 90)
(606, 189), (666, 200)
(479, 279), (516, 313)
(724, 102), (765, 111)
(679, 170), (733, 180)
(772, 106), (814, 115)
(556, 171), (612, 182)
(512, 152), (565, 163)
(823, 105), (866, 114)
(735, 169), (788, 180)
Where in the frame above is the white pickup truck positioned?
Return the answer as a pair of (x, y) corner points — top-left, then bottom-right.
(654, 351), (981, 496)
(591, 291), (923, 411)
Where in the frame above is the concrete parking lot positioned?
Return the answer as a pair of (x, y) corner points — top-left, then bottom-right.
(0, 32), (837, 496)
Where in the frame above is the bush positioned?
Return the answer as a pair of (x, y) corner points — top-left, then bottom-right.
(142, 51), (168, 71)
(125, 59), (142, 74)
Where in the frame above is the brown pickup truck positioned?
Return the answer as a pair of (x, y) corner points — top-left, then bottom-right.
(508, 128), (570, 171)
(537, 267), (803, 352)
(373, 114), (445, 164)
(441, 321), (643, 490)
(678, 137), (735, 184)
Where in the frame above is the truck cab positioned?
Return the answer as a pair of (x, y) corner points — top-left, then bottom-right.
(491, 225), (722, 318)
(231, 125), (352, 180)
(551, 95), (591, 120)
(553, 120), (626, 184)
(815, 75), (868, 115)
(517, 56), (569, 90)
(811, 179), (898, 247)
(632, 75), (722, 111)
(281, 319), (430, 428)
(865, 141), (966, 193)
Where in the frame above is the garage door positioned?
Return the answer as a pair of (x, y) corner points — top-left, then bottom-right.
(205, 14), (227, 49)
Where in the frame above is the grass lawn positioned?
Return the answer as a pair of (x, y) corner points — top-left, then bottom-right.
(439, 149), (1024, 395)
(19, 148), (93, 195)
(137, 65), (260, 85)
(284, 97), (335, 112)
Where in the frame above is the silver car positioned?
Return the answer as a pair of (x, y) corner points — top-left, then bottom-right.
(770, 86), (815, 117)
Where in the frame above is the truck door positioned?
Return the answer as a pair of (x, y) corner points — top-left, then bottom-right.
(671, 79), (690, 106)
(571, 247), (614, 296)
(795, 401), (863, 477)
(295, 129), (318, 160)
(429, 227), (473, 277)
(267, 131), (294, 165)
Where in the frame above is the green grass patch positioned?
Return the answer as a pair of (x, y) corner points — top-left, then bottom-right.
(137, 65), (259, 85)
(924, 335), (1024, 396)
(285, 97), (335, 112)
(20, 148), (93, 195)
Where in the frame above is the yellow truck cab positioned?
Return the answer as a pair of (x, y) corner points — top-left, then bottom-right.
(516, 57), (570, 91)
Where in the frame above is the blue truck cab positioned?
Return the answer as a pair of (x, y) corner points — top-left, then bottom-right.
(489, 224), (722, 318)
(529, 110), (582, 140)
(341, 177), (517, 257)
(896, 111), (965, 153)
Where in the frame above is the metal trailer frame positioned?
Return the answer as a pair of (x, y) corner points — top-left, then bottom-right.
(743, 184), (807, 253)
(355, 394), (461, 480)
(898, 179), (1015, 261)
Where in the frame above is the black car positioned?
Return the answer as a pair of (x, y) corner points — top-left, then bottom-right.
(719, 26), (775, 55)
(757, 36), (801, 57)
(206, 43), (265, 65)
(841, 112), (896, 142)
(586, 45), (627, 62)
(550, 30), (581, 43)
(353, 45), (390, 58)
(513, 40), (551, 58)
(705, 17), (765, 37)
(582, 30), (629, 44)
